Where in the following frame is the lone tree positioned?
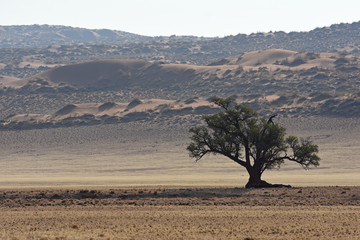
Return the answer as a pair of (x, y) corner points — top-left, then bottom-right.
(187, 97), (320, 188)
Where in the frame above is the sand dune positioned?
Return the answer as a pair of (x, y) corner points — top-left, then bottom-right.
(20, 49), (359, 91)
(214, 49), (346, 71)
(234, 49), (297, 66)
(1, 91), (359, 130)
(24, 58), (220, 91)
(38, 59), (152, 88)
(0, 75), (25, 87)
(1, 97), (217, 129)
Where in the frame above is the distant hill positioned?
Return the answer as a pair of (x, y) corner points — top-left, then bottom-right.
(116, 20), (360, 65)
(1, 49), (359, 122)
(0, 25), (206, 49)
(0, 25), (209, 48)
(0, 25), (156, 48)
(2, 22), (360, 53)
(1, 21), (360, 80)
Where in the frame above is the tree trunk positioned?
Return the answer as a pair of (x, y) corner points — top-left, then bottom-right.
(245, 166), (291, 188)
(245, 168), (271, 188)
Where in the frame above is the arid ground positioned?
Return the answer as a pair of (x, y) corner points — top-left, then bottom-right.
(1, 186), (360, 239)
(0, 117), (359, 239)
(0, 117), (359, 187)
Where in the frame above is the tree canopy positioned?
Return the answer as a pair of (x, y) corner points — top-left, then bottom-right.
(187, 97), (320, 188)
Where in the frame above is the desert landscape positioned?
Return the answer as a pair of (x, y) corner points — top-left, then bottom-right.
(0, 116), (359, 239)
(1, 20), (360, 239)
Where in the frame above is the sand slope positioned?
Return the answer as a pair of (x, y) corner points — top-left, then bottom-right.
(211, 49), (344, 70)
(21, 49), (359, 91)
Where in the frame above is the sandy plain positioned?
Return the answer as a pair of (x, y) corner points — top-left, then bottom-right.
(0, 116), (359, 187)
(0, 117), (359, 239)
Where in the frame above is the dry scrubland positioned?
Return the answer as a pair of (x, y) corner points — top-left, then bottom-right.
(0, 187), (360, 239)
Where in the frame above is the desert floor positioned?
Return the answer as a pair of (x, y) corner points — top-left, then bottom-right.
(1, 186), (360, 240)
(0, 117), (359, 239)
(0, 117), (360, 188)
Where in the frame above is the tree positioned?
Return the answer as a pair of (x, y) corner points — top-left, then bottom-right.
(187, 97), (320, 188)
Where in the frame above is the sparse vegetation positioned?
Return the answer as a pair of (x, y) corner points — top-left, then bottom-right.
(0, 187), (359, 239)
(187, 97), (320, 188)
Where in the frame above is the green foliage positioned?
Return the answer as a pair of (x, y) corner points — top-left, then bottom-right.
(187, 97), (320, 186)
(286, 136), (320, 169)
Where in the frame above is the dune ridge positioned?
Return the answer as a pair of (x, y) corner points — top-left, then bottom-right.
(1, 49), (359, 120)
(17, 49), (359, 91)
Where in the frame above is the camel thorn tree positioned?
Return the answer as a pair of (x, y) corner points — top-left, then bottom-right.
(187, 97), (320, 188)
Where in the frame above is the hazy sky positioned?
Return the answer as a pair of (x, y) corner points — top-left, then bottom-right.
(1, 0), (360, 37)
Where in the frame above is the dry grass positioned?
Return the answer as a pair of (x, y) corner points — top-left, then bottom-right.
(0, 187), (359, 239)
(1, 205), (359, 239)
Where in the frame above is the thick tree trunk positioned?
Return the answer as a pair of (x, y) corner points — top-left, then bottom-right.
(245, 178), (273, 188)
(245, 167), (291, 188)
(245, 169), (271, 188)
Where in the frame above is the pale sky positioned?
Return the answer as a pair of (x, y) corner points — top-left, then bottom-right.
(1, 0), (360, 37)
